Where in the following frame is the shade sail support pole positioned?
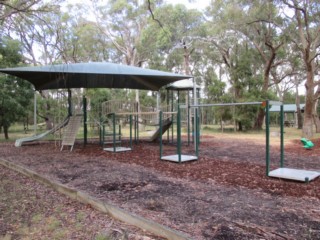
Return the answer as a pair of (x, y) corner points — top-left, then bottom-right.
(68, 89), (72, 117)
(34, 91), (37, 135)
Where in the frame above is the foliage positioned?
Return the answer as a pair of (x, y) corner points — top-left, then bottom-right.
(0, 37), (34, 139)
(0, 0), (319, 136)
(141, 3), (204, 73)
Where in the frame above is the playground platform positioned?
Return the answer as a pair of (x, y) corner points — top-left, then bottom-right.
(103, 147), (132, 152)
(161, 154), (198, 163)
(269, 168), (320, 182)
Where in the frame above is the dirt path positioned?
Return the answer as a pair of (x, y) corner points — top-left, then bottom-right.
(1, 137), (319, 239)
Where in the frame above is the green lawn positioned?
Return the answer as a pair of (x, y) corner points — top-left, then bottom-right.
(2, 122), (318, 146)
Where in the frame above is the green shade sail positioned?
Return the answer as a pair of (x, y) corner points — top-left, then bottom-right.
(0, 62), (191, 91)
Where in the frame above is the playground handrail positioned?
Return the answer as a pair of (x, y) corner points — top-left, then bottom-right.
(101, 100), (176, 125)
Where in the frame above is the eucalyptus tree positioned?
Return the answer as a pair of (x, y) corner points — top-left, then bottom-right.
(0, 1), (62, 133)
(242, 1), (290, 128)
(5, 5), (67, 128)
(0, 37), (34, 139)
(205, 0), (290, 129)
(1, 0), (61, 65)
(93, 0), (149, 66)
(52, 3), (112, 63)
(281, 0), (320, 137)
(141, 3), (205, 74)
(0, 0), (54, 24)
(92, 0), (152, 104)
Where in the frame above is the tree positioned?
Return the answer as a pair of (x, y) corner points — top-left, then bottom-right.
(0, 37), (33, 139)
(282, 0), (320, 138)
(1, 1), (59, 57)
(0, 0), (54, 24)
(204, 1), (295, 130)
(142, 3), (204, 74)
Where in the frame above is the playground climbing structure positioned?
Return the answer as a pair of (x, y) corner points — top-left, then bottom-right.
(101, 100), (176, 153)
(188, 100), (319, 182)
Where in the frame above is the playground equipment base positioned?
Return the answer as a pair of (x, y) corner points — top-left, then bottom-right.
(103, 147), (132, 152)
(269, 168), (320, 182)
(161, 154), (198, 163)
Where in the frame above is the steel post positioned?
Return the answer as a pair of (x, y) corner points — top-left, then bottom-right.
(280, 104), (284, 167)
(159, 111), (163, 159)
(130, 115), (132, 149)
(83, 96), (87, 145)
(177, 107), (181, 163)
(265, 100), (270, 176)
(112, 113), (116, 152)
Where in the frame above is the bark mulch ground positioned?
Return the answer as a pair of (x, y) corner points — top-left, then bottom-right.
(0, 165), (163, 240)
(1, 135), (319, 239)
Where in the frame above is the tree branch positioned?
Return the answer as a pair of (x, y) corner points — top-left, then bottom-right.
(146, 0), (164, 29)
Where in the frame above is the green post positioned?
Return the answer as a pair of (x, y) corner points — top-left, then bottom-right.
(99, 109), (103, 145)
(196, 108), (199, 157)
(102, 124), (105, 149)
(112, 113), (116, 152)
(83, 96), (87, 145)
(177, 107), (181, 163)
(265, 100), (270, 176)
(99, 118), (103, 146)
(137, 118), (139, 143)
(130, 115), (132, 149)
(198, 108), (201, 145)
(68, 89), (72, 116)
(167, 89), (170, 142)
(171, 91), (174, 143)
(134, 115), (137, 143)
(136, 102), (139, 143)
(280, 104), (284, 168)
(177, 91), (180, 152)
(187, 90), (190, 145)
(159, 111), (163, 159)
(119, 123), (121, 147)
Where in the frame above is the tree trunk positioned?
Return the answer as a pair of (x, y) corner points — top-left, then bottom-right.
(254, 50), (276, 130)
(45, 118), (53, 130)
(314, 93), (320, 133)
(291, 2), (318, 138)
(4, 125), (9, 139)
(297, 109), (303, 129)
(302, 72), (315, 138)
(203, 109), (207, 125)
(254, 108), (265, 130)
(220, 119), (224, 132)
(312, 113), (320, 133)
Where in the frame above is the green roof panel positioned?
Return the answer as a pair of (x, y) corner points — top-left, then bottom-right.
(0, 62), (191, 91)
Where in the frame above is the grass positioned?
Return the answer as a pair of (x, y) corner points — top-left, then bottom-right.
(2, 122), (319, 147)
(200, 124), (320, 145)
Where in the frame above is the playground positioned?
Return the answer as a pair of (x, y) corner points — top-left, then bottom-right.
(1, 62), (319, 239)
(1, 132), (319, 239)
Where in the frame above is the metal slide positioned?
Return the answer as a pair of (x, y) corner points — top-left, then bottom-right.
(149, 118), (172, 142)
(15, 117), (70, 147)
